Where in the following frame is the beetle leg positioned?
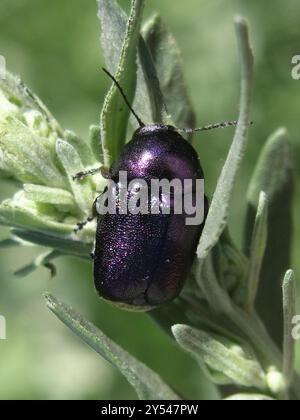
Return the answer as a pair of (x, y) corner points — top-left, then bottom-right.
(74, 197), (99, 233)
(72, 166), (110, 181)
(74, 215), (95, 233)
(74, 190), (107, 234)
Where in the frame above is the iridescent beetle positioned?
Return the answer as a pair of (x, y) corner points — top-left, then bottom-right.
(75, 69), (238, 310)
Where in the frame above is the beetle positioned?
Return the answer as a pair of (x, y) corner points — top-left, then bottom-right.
(75, 69), (238, 310)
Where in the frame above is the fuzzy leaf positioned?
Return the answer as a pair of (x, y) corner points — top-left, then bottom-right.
(99, 0), (145, 165)
(214, 230), (248, 298)
(197, 17), (254, 262)
(244, 128), (295, 346)
(98, 0), (167, 129)
(55, 139), (94, 215)
(23, 184), (77, 214)
(89, 125), (102, 162)
(197, 251), (232, 315)
(64, 130), (97, 167)
(98, 0), (128, 76)
(137, 37), (168, 125)
(0, 71), (62, 137)
(142, 14), (195, 134)
(134, 55), (155, 124)
(172, 324), (266, 390)
(243, 191), (268, 312)
(45, 294), (180, 400)
(0, 117), (64, 187)
(98, 0), (149, 126)
(0, 191), (75, 235)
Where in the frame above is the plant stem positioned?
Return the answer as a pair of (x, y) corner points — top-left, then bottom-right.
(244, 191), (268, 312)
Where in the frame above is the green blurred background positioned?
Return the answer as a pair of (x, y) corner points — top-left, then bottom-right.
(0, 0), (299, 400)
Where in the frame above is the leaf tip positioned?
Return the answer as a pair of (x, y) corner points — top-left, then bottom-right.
(44, 292), (57, 310)
(276, 126), (289, 137)
(171, 324), (187, 341)
(282, 269), (295, 289)
(257, 190), (269, 216)
(258, 190), (268, 203)
(234, 15), (248, 27)
(55, 138), (66, 154)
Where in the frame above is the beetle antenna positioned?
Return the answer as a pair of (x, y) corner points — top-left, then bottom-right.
(102, 68), (145, 128)
(178, 120), (253, 134)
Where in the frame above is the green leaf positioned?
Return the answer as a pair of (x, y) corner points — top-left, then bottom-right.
(243, 128), (295, 346)
(282, 270), (296, 395)
(23, 184), (78, 214)
(142, 14), (195, 135)
(197, 17), (254, 262)
(14, 250), (61, 278)
(214, 230), (248, 297)
(64, 130), (97, 167)
(0, 237), (23, 248)
(0, 71), (63, 137)
(99, 0), (145, 165)
(12, 229), (92, 259)
(0, 191), (76, 235)
(55, 139), (94, 215)
(197, 252), (232, 315)
(172, 324), (266, 390)
(137, 37), (168, 125)
(98, 0), (128, 76)
(0, 117), (64, 187)
(88, 125), (102, 162)
(243, 191), (268, 312)
(45, 294), (180, 400)
(98, 0), (167, 129)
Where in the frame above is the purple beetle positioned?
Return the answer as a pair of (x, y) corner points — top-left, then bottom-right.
(75, 69), (237, 310)
(94, 123), (208, 309)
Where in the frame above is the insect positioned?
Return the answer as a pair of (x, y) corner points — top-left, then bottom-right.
(74, 69), (239, 311)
